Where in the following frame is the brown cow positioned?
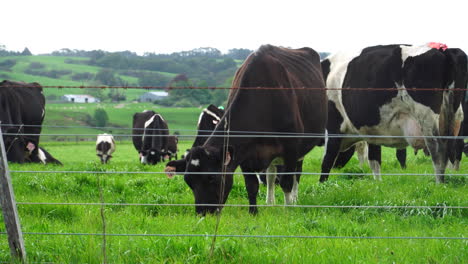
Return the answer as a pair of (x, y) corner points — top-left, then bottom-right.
(166, 45), (327, 214)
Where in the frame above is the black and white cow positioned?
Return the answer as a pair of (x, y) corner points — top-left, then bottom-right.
(166, 45), (327, 214)
(192, 104), (224, 148)
(320, 44), (467, 183)
(132, 110), (169, 165)
(0, 80), (61, 164)
(96, 133), (116, 164)
(178, 104), (225, 159)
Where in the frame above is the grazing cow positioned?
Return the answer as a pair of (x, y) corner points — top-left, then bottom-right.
(166, 45), (327, 214)
(132, 110), (169, 165)
(190, 104), (278, 186)
(320, 44), (467, 183)
(96, 133), (116, 164)
(0, 80), (60, 164)
(167, 134), (178, 160)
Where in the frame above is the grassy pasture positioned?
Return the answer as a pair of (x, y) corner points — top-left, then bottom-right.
(0, 139), (466, 263)
(0, 103), (466, 263)
(42, 103), (202, 142)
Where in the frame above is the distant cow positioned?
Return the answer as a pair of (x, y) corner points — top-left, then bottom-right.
(320, 44), (467, 183)
(0, 80), (61, 164)
(166, 45), (327, 214)
(132, 110), (169, 165)
(167, 134), (178, 160)
(96, 133), (116, 164)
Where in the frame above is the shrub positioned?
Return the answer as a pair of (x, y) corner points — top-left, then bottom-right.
(93, 108), (109, 127)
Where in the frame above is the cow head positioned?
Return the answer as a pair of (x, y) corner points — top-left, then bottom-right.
(165, 145), (234, 215)
(96, 138), (115, 164)
(140, 148), (164, 165)
(97, 152), (112, 164)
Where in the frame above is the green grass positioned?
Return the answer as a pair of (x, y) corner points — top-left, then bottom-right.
(42, 103), (202, 141)
(0, 141), (466, 263)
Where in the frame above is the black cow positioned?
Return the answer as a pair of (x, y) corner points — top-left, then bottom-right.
(166, 45), (327, 214)
(0, 80), (61, 164)
(320, 44), (467, 183)
(167, 134), (178, 160)
(132, 110), (169, 165)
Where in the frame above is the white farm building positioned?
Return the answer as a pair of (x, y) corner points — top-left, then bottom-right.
(139, 91), (169, 102)
(61, 94), (100, 103)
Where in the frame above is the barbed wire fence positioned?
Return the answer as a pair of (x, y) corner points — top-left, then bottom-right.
(0, 85), (467, 263)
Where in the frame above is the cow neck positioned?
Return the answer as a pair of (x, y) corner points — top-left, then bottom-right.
(203, 114), (229, 148)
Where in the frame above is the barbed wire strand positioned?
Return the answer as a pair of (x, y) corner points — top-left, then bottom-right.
(4, 132), (467, 140)
(3, 133), (468, 139)
(0, 232), (465, 240)
(9, 170), (468, 177)
(3, 84), (468, 91)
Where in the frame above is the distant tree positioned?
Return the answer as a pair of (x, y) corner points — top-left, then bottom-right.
(21, 47), (32, 56)
(93, 108), (109, 127)
(85, 88), (106, 101)
(71, 72), (94, 81)
(28, 62), (45, 69)
(138, 72), (171, 87)
(0, 59), (16, 70)
(108, 88), (126, 102)
(226, 48), (253, 60)
(95, 69), (118, 86)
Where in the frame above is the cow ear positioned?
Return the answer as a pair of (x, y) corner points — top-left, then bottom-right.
(224, 146), (234, 166)
(224, 152), (231, 166)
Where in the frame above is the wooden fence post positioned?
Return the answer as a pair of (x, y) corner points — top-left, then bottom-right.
(0, 126), (27, 262)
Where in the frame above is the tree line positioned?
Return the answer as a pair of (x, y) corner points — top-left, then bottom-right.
(1, 45), (329, 107)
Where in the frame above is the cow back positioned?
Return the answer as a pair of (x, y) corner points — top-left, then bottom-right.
(215, 44), (327, 162)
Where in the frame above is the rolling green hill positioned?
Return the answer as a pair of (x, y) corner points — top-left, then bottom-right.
(0, 55), (178, 101)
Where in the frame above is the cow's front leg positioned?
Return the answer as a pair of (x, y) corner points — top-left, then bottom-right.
(368, 144), (382, 181)
(266, 164), (277, 204)
(320, 137), (342, 182)
(291, 160), (303, 203)
(425, 135), (448, 184)
(396, 149), (407, 169)
(241, 165), (259, 214)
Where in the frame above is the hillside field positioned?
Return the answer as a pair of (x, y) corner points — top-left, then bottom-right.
(42, 102), (203, 142)
(0, 55), (177, 100)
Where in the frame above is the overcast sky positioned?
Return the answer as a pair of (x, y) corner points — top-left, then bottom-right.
(1, 0), (467, 55)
